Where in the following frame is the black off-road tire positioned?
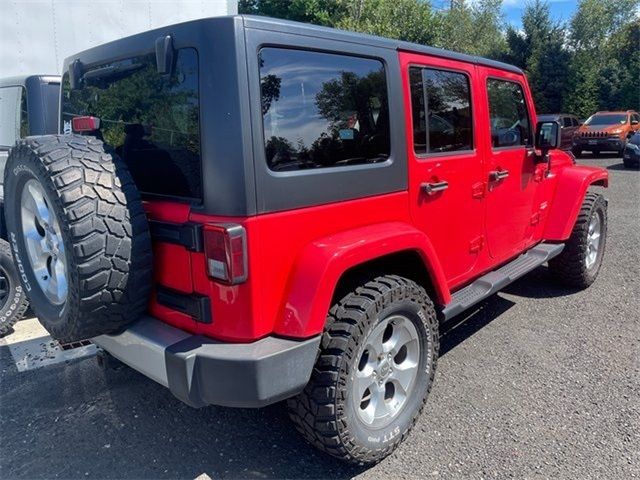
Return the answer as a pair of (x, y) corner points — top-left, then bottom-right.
(4, 135), (152, 342)
(548, 192), (607, 289)
(0, 238), (29, 336)
(287, 275), (439, 465)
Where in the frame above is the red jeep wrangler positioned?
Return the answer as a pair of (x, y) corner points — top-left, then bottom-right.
(4, 16), (608, 464)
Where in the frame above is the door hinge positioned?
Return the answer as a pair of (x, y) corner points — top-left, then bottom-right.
(471, 181), (486, 199)
(469, 236), (485, 253)
(530, 212), (541, 225)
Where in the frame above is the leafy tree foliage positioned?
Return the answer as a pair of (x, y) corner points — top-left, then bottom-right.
(240, 0), (640, 116)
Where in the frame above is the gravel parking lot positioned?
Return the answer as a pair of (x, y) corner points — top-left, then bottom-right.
(1, 155), (638, 480)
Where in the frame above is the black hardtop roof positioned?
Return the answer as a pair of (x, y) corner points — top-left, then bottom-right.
(242, 15), (523, 74)
(0, 75), (60, 88)
(63, 15), (523, 75)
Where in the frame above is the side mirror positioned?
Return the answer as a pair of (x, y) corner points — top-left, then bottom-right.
(536, 120), (561, 151)
(535, 120), (561, 172)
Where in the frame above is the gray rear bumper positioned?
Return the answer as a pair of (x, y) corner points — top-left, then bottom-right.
(93, 316), (320, 408)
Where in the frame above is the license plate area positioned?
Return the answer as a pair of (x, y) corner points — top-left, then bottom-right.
(588, 139), (598, 145)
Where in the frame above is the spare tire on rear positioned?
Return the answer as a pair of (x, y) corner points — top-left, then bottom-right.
(4, 134), (152, 342)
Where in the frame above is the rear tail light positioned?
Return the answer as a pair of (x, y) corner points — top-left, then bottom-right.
(71, 116), (101, 132)
(203, 224), (247, 284)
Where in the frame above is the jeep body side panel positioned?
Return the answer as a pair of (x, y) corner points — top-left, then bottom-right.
(188, 191), (436, 341)
(272, 221), (450, 338)
(542, 164), (609, 241)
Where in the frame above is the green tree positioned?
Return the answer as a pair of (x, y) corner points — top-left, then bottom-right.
(565, 0), (640, 117)
(504, 0), (571, 114)
(335, 0), (439, 46)
(238, 0), (347, 25)
(435, 0), (507, 57)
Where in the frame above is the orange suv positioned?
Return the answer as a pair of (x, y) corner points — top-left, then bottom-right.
(572, 110), (640, 157)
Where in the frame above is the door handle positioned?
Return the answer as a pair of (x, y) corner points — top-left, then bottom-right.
(489, 169), (509, 181)
(421, 181), (449, 195)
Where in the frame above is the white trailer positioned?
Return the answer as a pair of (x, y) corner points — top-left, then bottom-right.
(0, 0), (238, 77)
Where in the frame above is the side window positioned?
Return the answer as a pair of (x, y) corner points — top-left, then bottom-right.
(259, 48), (390, 171)
(20, 87), (28, 138)
(563, 117), (573, 128)
(0, 86), (23, 147)
(487, 78), (532, 148)
(572, 117), (579, 127)
(409, 66), (473, 154)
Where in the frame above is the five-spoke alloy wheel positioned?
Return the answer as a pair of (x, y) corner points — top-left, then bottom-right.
(20, 179), (68, 305)
(288, 275), (439, 465)
(354, 314), (420, 428)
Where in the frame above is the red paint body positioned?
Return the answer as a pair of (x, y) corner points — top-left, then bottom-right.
(144, 51), (608, 343)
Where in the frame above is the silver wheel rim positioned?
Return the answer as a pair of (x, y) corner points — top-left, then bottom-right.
(20, 179), (68, 305)
(353, 314), (420, 428)
(585, 213), (601, 270)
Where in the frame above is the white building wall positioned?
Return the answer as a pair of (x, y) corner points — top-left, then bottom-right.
(0, 0), (238, 78)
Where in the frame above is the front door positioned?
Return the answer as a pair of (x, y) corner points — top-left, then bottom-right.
(401, 53), (485, 287)
(479, 68), (542, 263)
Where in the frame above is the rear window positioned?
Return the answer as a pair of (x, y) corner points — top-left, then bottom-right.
(259, 48), (390, 171)
(61, 48), (201, 201)
(0, 86), (26, 147)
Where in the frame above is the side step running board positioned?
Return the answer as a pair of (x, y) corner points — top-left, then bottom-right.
(442, 243), (565, 321)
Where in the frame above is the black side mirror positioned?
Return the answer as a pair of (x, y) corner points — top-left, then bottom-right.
(535, 120), (561, 151)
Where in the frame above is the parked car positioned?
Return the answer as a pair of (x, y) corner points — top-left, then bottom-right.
(0, 75), (60, 335)
(537, 114), (581, 150)
(3, 17), (609, 464)
(623, 131), (640, 168)
(572, 110), (640, 157)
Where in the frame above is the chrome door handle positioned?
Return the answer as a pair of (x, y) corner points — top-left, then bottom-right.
(421, 181), (449, 195)
(489, 169), (509, 181)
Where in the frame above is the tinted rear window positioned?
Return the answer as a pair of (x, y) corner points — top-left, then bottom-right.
(42, 82), (61, 135)
(0, 86), (25, 147)
(259, 48), (390, 171)
(61, 48), (201, 201)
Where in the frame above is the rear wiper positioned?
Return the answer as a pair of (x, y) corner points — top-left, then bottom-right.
(82, 63), (145, 86)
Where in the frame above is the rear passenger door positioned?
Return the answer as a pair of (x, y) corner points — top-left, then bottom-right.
(401, 53), (485, 287)
(479, 68), (543, 263)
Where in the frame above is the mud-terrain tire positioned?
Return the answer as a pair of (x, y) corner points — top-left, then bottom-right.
(549, 192), (607, 289)
(3, 135), (152, 342)
(0, 238), (29, 336)
(287, 275), (439, 464)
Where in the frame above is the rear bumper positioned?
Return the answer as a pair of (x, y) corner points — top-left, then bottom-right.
(93, 316), (320, 408)
(573, 137), (625, 151)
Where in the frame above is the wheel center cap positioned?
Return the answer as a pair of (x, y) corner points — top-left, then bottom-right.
(378, 359), (391, 379)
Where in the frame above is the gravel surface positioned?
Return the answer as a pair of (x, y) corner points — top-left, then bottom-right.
(1, 155), (638, 480)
